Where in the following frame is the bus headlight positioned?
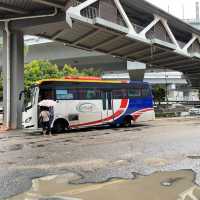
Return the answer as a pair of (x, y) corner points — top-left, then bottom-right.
(25, 117), (32, 123)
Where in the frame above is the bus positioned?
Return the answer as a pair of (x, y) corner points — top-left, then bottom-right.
(22, 77), (155, 132)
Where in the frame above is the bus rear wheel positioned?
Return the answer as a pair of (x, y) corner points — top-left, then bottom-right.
(53, 119), (68, 133)
(123, 116), (132, 127)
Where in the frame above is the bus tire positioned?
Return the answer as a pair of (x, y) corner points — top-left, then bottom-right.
(123, 116), (132, 127)
(53, 119), (68, 133)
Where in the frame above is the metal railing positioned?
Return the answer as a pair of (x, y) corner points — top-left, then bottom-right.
(184, 18), (200, 24)
(81, 6), (98, 18)
(70, 0), (98, 18)
(133, 24), (145, 33)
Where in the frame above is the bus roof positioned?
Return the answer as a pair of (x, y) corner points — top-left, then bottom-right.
(36, 77), (149, 85)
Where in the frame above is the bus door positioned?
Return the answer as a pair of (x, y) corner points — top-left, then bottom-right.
(54, 89), (80, 127)
(102, 91), (114, 123)
(23, 86), (39, 129)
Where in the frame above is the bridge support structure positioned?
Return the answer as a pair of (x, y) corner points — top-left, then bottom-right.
(2, 28), (24, 129)
(127, 61), (146, 81)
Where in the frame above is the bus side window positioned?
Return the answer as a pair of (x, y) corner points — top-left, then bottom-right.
(107, 91), (112, 110)
(56, 89), (74, 100)
(141, 87), (151, 97)
(112, 89), (128, 99)
(78, 89), (102, 100)
(102, 91), (107, 110)
(128, 88), (141, 98)
(39, 89), (55, 101)
(86, 89), (101, 99)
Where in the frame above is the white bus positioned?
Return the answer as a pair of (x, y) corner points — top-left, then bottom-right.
(22, 77), (155, 132)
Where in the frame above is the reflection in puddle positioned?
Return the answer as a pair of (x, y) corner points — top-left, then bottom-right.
(8, 170), (200, 200)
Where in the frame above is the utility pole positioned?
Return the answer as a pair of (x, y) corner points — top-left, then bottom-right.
(182, 4), (185, 20)
(196, 1), (200, 21)
(165, 69), (169, 108)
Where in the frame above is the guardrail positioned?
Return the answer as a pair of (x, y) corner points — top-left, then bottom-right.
(154, 101), (200, 105)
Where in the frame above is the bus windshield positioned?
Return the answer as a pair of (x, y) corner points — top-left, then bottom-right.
(24, 87), (37, 110)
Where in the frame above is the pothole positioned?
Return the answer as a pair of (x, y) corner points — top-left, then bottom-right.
(36, 144), (45, 148)
(8, 144), (24, 151)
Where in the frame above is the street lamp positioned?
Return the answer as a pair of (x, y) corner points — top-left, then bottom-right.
(165, 69), (169, 107)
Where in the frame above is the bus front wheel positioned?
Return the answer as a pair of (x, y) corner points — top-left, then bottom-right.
(53, 119), (68, 133)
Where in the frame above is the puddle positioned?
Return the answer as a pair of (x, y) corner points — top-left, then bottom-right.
(103, 133), (111, 135)
(6, 161), (16, 165)
(144, 158), (169, 166)
(7, 170), (200, 200)
(37, 144), (45, 148)
(64, 140), (72, 143)
(28, 142), (36, 145)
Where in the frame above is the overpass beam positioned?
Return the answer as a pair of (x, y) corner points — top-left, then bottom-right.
(140, 16), (160, 37)
(183, 35), (197, 52)
(2, 30), (24, 129)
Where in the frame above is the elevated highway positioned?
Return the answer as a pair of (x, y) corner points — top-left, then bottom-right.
(2, 0), (200, 84)
(1, 0), (200, 128)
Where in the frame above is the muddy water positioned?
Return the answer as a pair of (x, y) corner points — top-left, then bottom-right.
(8, 170), (200, 200)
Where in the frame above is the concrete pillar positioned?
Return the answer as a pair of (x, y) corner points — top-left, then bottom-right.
(127, 61), (146, 81)
(3, 30), (24, 129)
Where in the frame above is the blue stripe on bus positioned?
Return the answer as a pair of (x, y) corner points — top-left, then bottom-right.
(113, 97), (153, 124)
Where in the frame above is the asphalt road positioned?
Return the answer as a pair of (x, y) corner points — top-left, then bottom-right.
(1, 117), (200, 199)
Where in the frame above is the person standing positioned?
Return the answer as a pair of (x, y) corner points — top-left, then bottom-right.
(39, 107), (51, 136)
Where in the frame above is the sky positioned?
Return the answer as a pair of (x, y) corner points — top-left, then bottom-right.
(146, 0), (200, 20)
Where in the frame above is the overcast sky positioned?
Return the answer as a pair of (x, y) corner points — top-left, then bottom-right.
(146, 0), (200, 20)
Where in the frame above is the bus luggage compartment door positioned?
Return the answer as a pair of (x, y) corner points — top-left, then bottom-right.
(102, 91), (114, 123)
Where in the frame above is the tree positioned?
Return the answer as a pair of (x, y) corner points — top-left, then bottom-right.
(24, 61), (102, 89)
(80, 68), (102, 77)
(62, 65), (102, 77)
(0, 60), (103, 100)
(62, 64), (79, 76)
(24, 60), (62, 89)
(152, 86), (166, 105)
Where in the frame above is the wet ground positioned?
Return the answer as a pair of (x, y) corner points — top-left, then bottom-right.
(8, 170), (200, 200)
(1, 117), (200, 199)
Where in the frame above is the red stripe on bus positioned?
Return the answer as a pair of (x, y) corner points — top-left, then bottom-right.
(120, 99), (128, 108)
(70, 99), (128, 128)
